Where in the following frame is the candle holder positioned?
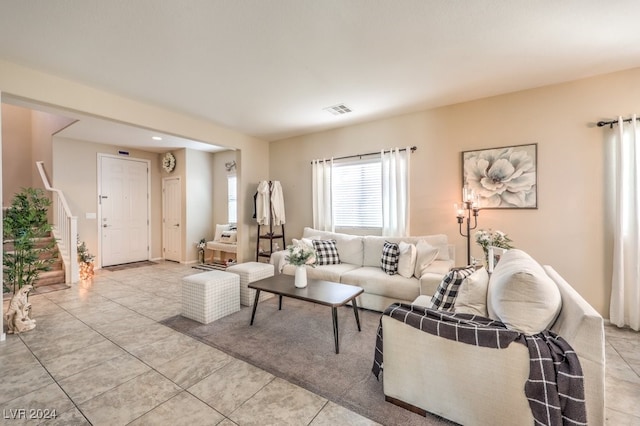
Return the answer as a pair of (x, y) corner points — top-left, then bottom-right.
(455, 186), (480, 265)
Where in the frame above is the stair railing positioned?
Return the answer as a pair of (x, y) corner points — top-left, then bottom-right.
(36, 161), (79, 283)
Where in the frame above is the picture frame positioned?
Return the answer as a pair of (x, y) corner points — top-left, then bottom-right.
(462, 143), (537, 209)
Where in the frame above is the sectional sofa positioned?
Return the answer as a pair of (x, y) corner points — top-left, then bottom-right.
(381, 249), (605, 425)
(279, 227), (455, 311)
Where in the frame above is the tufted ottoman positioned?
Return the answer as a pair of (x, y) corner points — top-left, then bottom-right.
(181, 270), (240, 324)
(226, 262), (275, 306)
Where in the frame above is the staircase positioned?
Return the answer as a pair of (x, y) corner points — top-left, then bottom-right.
(33, 234), (66, 287)
(3, 233), (66, 291)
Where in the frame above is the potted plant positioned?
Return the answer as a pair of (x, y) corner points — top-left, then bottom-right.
(3, 188), (55, 295)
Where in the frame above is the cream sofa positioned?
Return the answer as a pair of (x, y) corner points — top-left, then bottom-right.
(279, 227), (455, 311)
(381, 249), (605, 425)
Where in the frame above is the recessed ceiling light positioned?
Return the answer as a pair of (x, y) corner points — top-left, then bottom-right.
(152, 136), (162, 141)
(323, 103), (352, 116)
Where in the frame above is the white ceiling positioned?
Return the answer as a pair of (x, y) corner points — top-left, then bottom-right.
(1, 1), (640, 145)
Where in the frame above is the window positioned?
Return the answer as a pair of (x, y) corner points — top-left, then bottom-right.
(332, 158), (382, 229)
(227, 174), (237, 224)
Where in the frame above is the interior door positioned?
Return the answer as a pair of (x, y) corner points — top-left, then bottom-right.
(99, 155), (150, 266)
(162, 177), (182, 262)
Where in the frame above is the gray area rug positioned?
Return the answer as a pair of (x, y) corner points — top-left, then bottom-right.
(162, 297), (454, 425)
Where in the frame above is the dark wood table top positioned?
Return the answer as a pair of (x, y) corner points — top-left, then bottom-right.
(248, 273), (364, 307)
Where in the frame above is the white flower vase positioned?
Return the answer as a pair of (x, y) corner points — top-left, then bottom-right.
(294, 265), (307, 288)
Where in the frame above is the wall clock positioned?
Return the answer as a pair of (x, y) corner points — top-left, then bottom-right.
(162, 152), (176, 173)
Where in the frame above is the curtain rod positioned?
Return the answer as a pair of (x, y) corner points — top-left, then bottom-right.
(311, 146), (417, 164)
(597, 116), (640, 128)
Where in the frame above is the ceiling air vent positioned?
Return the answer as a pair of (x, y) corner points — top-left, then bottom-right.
(323, 104), (352, 116)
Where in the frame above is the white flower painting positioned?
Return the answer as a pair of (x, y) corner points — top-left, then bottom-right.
(462, 144), (537, 208)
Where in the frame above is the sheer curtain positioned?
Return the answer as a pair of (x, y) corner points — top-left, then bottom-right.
(312, 158), (334, 232)
(610, 114), (640, 331)
(381, 147), (410, 237)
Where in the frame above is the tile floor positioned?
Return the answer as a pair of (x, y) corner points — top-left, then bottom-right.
(1, 261), (639, 425)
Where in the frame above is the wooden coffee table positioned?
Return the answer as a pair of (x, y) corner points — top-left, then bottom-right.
(248, 274), (364, 354)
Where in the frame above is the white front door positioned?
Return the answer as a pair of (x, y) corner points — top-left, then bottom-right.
(99, 155), (150, 267)
(162, 177), (182, 262)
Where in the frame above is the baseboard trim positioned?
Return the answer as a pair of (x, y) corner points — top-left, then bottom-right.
(385, 395), (426, 417)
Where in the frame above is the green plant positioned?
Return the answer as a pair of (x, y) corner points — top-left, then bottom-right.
(3, 188), (56, 294)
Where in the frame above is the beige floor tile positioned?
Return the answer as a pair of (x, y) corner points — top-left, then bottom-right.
(128, 391), (225, 426)
(188, 358), (274, 416)
(609, 336), (640, 364)
(606, 342), (640, 385)
(606, 376), (640, 418)
(0, 363), (56, 404)
(605, 407), (640, 425)
(40, 339), (128, 380)
(310, 401), (381, 425)
(0, 382), (74, 426)
(230, 377), (327, 426)
(58, 353), (150, 404)
(37, 406), (91, 425)
(96, 322), (176, 351)
(79, 370), (181, 426)
(66, 303), (140, 327)
(27, 328), (107, 362)
(0, 338), (41, 371)
(128, 332), (203, 369)
(154, 343), (231, 388)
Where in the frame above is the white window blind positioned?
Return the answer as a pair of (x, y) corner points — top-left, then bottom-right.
(227, 175), (237, 224)
(332, 158), (382, 228)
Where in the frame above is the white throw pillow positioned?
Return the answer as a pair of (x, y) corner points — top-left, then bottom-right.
(397, 241), (417, 278)
(214, 224), (230, 241)
(292, 238), (314, 250)
(454, 267), (489, 317)
(219, 230), (237, 244)
(487, 249), (562, 335)
(414, 240), (439, 278)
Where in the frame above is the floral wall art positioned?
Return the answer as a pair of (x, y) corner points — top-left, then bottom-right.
(462, 143), (537, 209)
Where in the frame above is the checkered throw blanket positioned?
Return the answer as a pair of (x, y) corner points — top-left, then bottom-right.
(372, 303), (586, 426)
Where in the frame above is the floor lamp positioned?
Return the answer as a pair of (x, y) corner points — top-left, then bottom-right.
(455, 186), (480, 265)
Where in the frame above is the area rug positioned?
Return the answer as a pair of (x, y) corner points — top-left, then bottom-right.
(191, 262), (227, 272)
(102, 260), (158, 271)
(161, 298), (453, 425)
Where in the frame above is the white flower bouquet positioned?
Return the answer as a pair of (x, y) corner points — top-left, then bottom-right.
(285, 244), (316, 267)
(474, 229), (514, 265)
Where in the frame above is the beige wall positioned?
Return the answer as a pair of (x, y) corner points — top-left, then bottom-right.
(53, 137), (163, 265)
(212, 150), (238, 225)
(30, 109), (74, 190)
(270, 67), (640, 317)
(2, 104), (74, 206)
(185, 149), (215, 262)
(1, 104), (31, 205)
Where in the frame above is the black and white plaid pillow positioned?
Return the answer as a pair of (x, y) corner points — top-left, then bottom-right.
(429, 266), (476, 311)
(312, 239), (341, 265)
(380, 241), (400, 275)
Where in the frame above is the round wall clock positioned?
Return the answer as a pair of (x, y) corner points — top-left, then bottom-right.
(162, 152), (176, 173)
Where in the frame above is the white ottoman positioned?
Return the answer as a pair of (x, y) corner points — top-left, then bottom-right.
(181, 270), (240, 324)
(226, 262), (275, 306)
